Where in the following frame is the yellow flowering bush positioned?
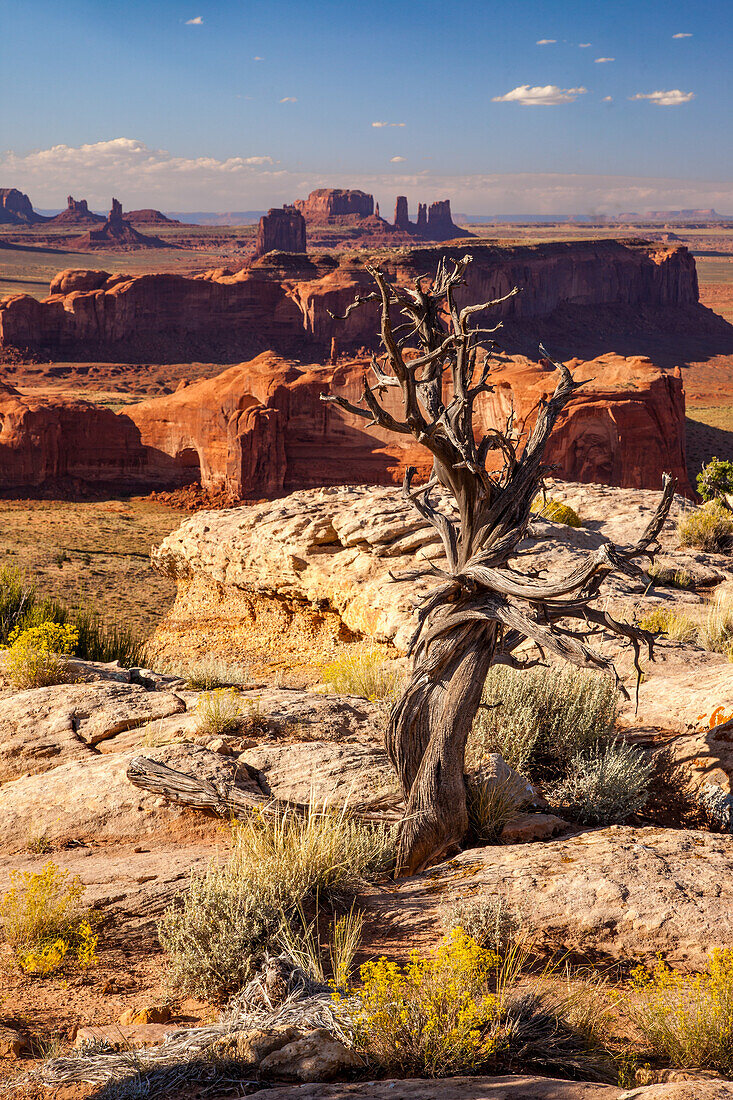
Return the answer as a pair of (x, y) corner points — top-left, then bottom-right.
(531, 497), (582, 527)
(347, 930), (501, 1076)
(3, 621), (79, 688)
(0, 861), (98, 976)
(630, 950), (733, 1074)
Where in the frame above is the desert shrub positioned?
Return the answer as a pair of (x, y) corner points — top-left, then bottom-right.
(531, 497), (582, 527)
(158, 865), (279, 1000)
(0, 564), (36, 646)
(349, 930), (500, 1076)
(0, 861), (98, 976)
(159, 808), (393, 1000)
(195, 688), (242, 736)
(347, 932), (607, 1080)
(71, 606), (147, 667)
(637, 606), (698, 644)
(468, 665), (617, 777)
(677, 501), (733, 552)
(3, 621), (79, 688)
(698, 592), (733, 660)
(630, 950), (733, 1075)
(441, 896), (519, 954)
(550, 739), (654, 825)
(320, 646), (404, 700)
(466, 772), (526, 843)
(697, 457), (733, 505)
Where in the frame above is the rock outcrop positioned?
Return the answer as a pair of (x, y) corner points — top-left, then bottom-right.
(126, 350), (691, 499)
(72, 198), (166, 249)
(0, 240), (703, 363)
(254, 206), (307, 259)
(48, 196), (104, 226)
(0, 187), (43, 225)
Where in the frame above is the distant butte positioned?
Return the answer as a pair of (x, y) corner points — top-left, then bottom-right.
(124, 208), (181, 226)
(48, 196), (105, 226)
(71, 198), (167, 250)
(291, 188), (471, 246)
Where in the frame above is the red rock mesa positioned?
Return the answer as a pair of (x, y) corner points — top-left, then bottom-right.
(48, 197), (105, 226)
(253, 206), (307, 259)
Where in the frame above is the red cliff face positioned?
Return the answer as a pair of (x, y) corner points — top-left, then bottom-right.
(0, 188), (42, 225)
(125, 350), (692, 500)
(0, 241), (702, 363)
(0, 382), (188, 491)
(253, 206), (307, 259)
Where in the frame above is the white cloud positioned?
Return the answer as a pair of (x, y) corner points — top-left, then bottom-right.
(492, 84), (587, 106)
(279, 97), (297, 103)
(578, 42), (592, 47)
(595, 57), (614, 63)
(672, 32), (692, 38)
(536, 39), (556, 45)
(185, 16), (203, 24)
(390, 156), (406, 163)
(253, 55), (264, 61)
(602, 96), (613, 102)
(371, 121), (406, 128)
(630, 89), (694, 106)
(6, 137), (733, 214)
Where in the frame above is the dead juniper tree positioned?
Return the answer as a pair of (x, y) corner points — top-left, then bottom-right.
(321, 255), (675, 877)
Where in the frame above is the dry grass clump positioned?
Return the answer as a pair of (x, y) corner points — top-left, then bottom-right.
(320, 645), (404, 701)
(440, 896), (519, 954)
(630, 950), (733, 1075)
(466, 772), (527, 842)
(167, 654), (251, 690)
(698, 592), (733, 659)
(230, 805), (395, 904)
(0, 861), (98, 976)
(277, 900), (364, 987)
(647, 563), (695, 590)
(194, 688), (242, 737)
(677, 501), (733, 552)
(530, 497), (582, 527)
(639, 592), (733, 660)
(468, 665), (617, 777)
(549, 740), (654, 825)
(159, 807), (395, 1001)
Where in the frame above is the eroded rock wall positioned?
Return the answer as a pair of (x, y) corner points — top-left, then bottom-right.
(0, 240), (700, 362)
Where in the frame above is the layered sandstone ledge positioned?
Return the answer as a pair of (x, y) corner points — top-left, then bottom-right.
(0, 239), (699, 361)
(149, 481), (733, 733)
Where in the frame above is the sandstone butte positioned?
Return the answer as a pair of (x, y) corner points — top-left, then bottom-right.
(125, 350), (692, 499)
(0, 239), (703, 363)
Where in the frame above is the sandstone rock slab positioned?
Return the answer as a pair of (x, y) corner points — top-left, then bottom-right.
(259, 1028), (362, 1083)
(0, 743), (258, 852)
(247, 1075), (619, 1099)
(367, 826), (733, 970)
(0, 681), (185, 783)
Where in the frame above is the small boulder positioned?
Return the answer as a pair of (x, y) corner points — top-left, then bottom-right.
(259, 1027), (361, 1082)
(212, 1026), (301, 1066)
(118, 1005), (171, 1025)
(500, 812), (571, 844)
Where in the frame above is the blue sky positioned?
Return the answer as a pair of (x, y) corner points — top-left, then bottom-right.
(1, 0), (731, 213)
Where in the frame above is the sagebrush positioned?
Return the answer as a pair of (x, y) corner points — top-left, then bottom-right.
(467, 665), (617, 777)
(550, 739), (654, 825)
(677, 501), (733, 552)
